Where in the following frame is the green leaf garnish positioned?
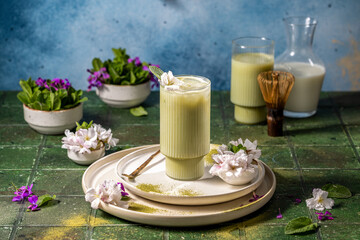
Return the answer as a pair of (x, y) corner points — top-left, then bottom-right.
(285, 217), (319, 235)
(36, 194), (56, 207)
(130, 106), (148, 117)
(149, 66), (164, 80)
(76, 121), (93, 131)
(322, 184), (352, 199)
(227, 143), (246, 153)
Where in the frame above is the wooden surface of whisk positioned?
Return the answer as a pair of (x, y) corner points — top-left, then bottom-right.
(257, 71), (295, 137)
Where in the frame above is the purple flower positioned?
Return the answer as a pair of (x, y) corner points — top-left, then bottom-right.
(129, 57), (141, 66)
(315, 211), (334, 221)
(50, 78), (71, 90)
(118, 182), (129, 197)
(87, 68), (110, 91)
(294, 198), (302, 204)
(35, 78), (46, 87)
(142, 65), (149, 71)
(276, 208), (283, 219)
(128, 57), (142, 66)
(12, 184), (33, 202)
(249, 192), (263, 202)
(27, 195), (40, 211)
(35, 78), (71, 91)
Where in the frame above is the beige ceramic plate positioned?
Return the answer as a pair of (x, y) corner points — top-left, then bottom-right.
(115, 145), (265, 205)
(82, 145), (276, 227)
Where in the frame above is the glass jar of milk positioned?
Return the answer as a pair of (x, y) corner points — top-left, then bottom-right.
(275, 16), (326, 118)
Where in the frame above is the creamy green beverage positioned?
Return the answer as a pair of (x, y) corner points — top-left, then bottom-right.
(160, 75), (211, 180)
(231, 52), (274, 124)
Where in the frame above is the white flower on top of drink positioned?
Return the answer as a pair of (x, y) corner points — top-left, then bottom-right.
(160, 71), (184, 90)
(209, 138), (260, 185)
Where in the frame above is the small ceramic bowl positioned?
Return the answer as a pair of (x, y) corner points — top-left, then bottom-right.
(67, 147), (105, 165)
(95, 82), (151, 108)
(23, 103), (83, 135)
(218, 166), (259, 186)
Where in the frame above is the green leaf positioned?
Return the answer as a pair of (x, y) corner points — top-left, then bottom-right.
(57, 89), (68, 100)
(28, 101), (49, 111)
(92, 58), (103, 71)
(149, 66), (164, 80)
(121, 80), (131, 85)
(113, 62), (124, 75)
(285, 217), (319, 235)
(30, 88), (41, 103)
(71, 92), (77, 102)
(108, 65), (120, 80)
(227, 143), (246, 153)
(36, 194), (56, 207)
(112, 48), (129, 61)
(322, 184), (352, 198)
(17, 92), (31, 104)
(53, 97), (61, 111)
(47, 92), (55, 110)
(76, 120), (93, 131)
(78, 97), (88, 103)
(19, 79), (33, 97)
(130, 106), (148, 117)
(130, 71), (136, 84)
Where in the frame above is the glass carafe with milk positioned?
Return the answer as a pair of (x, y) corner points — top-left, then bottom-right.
(275, 16), (326, 118)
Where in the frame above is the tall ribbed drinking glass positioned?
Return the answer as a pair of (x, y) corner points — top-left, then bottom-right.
(160, 75), (211, 180)
(231, 37), (274, 124)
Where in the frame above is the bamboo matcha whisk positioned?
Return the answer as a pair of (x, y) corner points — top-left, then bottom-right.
(257, 71), (295, 137)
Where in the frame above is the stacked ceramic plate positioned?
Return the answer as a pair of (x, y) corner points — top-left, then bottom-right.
(82, 145), (276, 227)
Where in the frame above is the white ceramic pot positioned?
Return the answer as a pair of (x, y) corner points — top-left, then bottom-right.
(95, 82), (151, 108)
(23, 103), (83, 135)
(67, 147), (105, 165)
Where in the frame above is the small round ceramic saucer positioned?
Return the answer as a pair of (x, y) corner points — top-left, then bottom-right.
(115, 145), (265, 205)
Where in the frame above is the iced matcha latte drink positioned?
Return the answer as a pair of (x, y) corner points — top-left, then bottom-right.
(231, 37), (274, 124)
(159, 73), (211, 180)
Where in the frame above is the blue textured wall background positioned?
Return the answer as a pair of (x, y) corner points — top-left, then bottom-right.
(1, 0), (359, 91)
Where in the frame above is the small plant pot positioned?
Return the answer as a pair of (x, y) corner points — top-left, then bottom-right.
(23, 103), (83, 135)
(96, 82), (151, 108)
(67, 147), (105, 165)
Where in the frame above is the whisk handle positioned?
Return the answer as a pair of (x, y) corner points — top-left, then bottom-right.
(266, 105), (284, 137)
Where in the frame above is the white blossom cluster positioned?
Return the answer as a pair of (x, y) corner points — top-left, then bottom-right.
(61, 123), (118, 154)
(209, 138), (261, 185)
(85, 180), (129, 209)
(160, 71), (184, 90)
(306, 188), (334, 211)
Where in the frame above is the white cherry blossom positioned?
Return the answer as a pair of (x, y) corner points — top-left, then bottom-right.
(306, 188), (334, 211)
(209, 138), (261, 185)
(85, 180), (129, 209)
(160, 71), (184, 90)
(62, 122), (119, 153)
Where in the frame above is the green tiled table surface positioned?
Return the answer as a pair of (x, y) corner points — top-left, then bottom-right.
(0, 91), (360, 240)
